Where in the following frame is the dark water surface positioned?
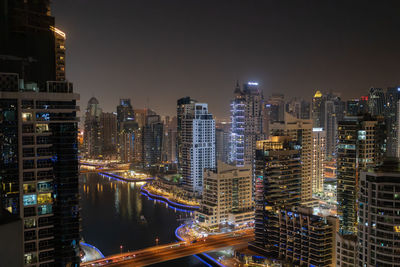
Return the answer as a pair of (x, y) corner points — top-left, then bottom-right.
(80, 173), (206, 266)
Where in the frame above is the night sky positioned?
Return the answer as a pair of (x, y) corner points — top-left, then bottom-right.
(52, 0), (400, 120)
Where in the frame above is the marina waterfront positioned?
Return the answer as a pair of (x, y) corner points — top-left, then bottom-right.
(80, 173), (206, 266)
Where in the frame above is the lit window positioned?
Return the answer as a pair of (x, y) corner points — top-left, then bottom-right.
(24, 253), (37, 264)
(38, 205), (52, 215)
(23, 184), (36, 194)
(36, 124), (49, 133)
(24, 218), (36, 229)
(22, 112), (33, 122)
(23, 194), (37, 206)
(37, 193), (52, 205)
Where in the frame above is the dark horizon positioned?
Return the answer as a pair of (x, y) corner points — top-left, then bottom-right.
(53, 0), (400, 119)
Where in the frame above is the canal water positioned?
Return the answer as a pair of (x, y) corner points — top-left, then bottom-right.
(80, 173), (206, 266)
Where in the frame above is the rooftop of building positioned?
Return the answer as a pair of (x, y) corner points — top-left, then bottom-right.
(368, 158), (400, 173)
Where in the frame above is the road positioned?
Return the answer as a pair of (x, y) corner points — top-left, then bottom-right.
(81, 229), (254, 267)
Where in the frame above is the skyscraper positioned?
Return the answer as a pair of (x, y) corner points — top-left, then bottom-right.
(312, 90), (344, 159)
(270, 112), (313, 203)
(285, 97), (311, 120)
(312, 90), (325, 128)
(116, 99), (135, 162)
(180, 101), (215, 194)
(52, 27), (66, 81)
(324, 95), (345, 158)
(100, 112), (117, 158)
(267, 93), (285, 123)
(143, 114), (163, 168)
(83, 97), (102, 158)
(230, 82), (264, 167)
(253, 137), (301, 249)
(368, 87), (385, 116)
(358, 159), (400, 266)
(177, 97), (197, 170)
(251, 137), (337, 265)
(336, 115), (385, 234)
(0, 74), (80, 266)
(215, 122), (230, 164)
(162, 116), (177, 163)
(346, 96), (369, 116)
(385, 86), (400, 157)
(312, 128), (326, 194)
(0, 2), (80, 265)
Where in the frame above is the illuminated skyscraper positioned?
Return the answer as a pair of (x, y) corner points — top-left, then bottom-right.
(0, 2), (80, 265)
(312, 128), (326, 194)
(100, 112), (117, 158)
(251, 137), (337, 265)
(358, 160), (400, 266)
(162, 116), (177, 163)
(83, 97), (102, 158)
(337, 115), (385, 234)
(180, 101), (215, 194)
(177, 97), (197, 170)
(270, 112), (313, 203)
(143, 114), (163, 168)
(52, 27), (66, 81)
(230, 81), (263, 167)
(267, 94), (285, 123)
(116, 99), (135, 162)
(368, 87), (385, 116)
(0, 73), (80, 266)
(215, 123), (230, 164)
(312, 90), (325, 129)
(385, 86), (400, 157)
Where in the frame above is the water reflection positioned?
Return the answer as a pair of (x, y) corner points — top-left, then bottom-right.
(80, 173), (205, 266)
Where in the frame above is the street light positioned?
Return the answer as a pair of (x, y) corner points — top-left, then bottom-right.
(155, 237), (159, 246)
(120, 245), (123, 254)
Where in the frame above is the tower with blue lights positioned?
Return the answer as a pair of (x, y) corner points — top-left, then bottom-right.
(230, 81), (264, 167)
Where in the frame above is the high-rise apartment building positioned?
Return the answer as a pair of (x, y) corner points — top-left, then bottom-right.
(195, 161), (253, 229)
(0, 73), (80, 266)
(270, 113), (313, 203)
(312, 90), (344, 159)
(336, 115), (385, 234)
(312, 90), (325, 129)
(385, 87), (400, 157)
(312, 128), (326, 194)
(325, 95), (345, 158)
(116, 99), (135, 162)
(180, 101), (215, 193)
(267, 94), (285, 123)
(230, 82), (263, 166)
(251, 137), (337, 265)
(335, 234), (357, 267)
(346, 97), (369, 116)
(0, 3), (80, 265)
(215, 122), (230, 164)
(143, 114), (163, 168)
(100, 112), (117, 158)
(358, 160), (400, 266)
(52, 27), (66, 81)
(162, 116), (177, 163)
(285, 97), (311, 120)
(177, 97), (197, 170)
(368, 87), (385, 116)
(83, 97), (102, 158)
